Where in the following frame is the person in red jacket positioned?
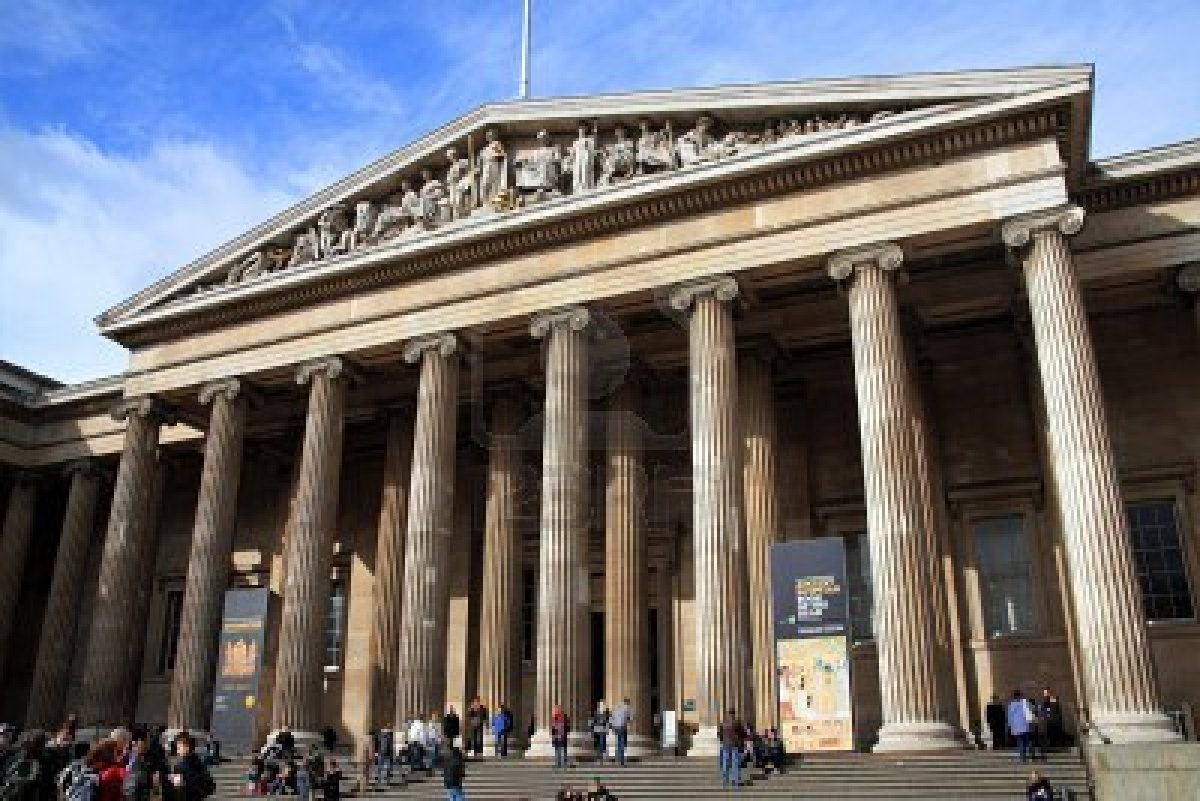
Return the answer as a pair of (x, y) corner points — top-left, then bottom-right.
(86, 740), (127, 801)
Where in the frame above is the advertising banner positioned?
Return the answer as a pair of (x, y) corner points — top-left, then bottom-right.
(210, 588), (270, 752)
(770, 539), (853, 752)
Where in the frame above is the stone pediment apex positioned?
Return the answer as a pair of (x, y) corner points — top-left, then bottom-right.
(96, 65), (1095, 340)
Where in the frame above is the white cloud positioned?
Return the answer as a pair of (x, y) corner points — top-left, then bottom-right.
(0, 0), (116, 68)
(0, 125), (300, 383)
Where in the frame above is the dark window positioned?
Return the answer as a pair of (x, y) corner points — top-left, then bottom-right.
(324, 580), (347, 669)
(974, 515), (1038, 636)
(157, 589), (184, 673)
(521, 567), (536, 663)
(844, 533), (874, 642)
(1127, 500), (1195, 622)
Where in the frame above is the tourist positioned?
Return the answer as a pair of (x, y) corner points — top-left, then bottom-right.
(1026, 769), (1053, 800)
(550, 705), (570, 771)
(441, 744), (467, 801)
(1040, 688), (1065, 750)
(321, 727), (337, 753)
(1007, 691), (1034, 762)
(589, 702), (610, 763)
(374, 724), (394, 783)
(322, 759), (343, 801)
(718, 709), (746, 789)
(296, 758), (313, 801)
(247, 757), (265, 796)
(86, 740), (126, 801)
(123, 730), (155, 801)
(490, 705), (512, 759)
(275, 728), (296, 761)
(406, 719), (427, 775)
(985, 694), (1007, 749)
(0, 728), (56, 801)
(426, 712), (444, 773)
(585, 777), (616, 800)
(465, 699), (487, 759)
(443, 707), (461, 751)
(168, 733), (215, 801)
(609, 698), (632, 767)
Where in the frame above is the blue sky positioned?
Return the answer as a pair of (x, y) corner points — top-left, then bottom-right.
(1, 0), (1198, 384)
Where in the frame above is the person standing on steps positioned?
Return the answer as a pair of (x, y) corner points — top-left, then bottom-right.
(465, 700), (487, 759)
(609, 699), (632, 767)
(443, 708), (461, 752)
(441, 744), (467, 801)
(718, 709), (746, 790)
(985, 694), (1007, 750)
(589, 702), (610, 764)
(550, 706), (570, 771)
(1007, 690), (1034, 763)
(490, 707), (510, 759)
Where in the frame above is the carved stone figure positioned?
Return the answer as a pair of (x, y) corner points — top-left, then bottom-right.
(226, 250), (266, 284)
(675, 115), (720, 167)
(372, 191), (411, 242)
(476, 127), (510, 210)
(515, 129), (562, 203)
(346, 201), (377, 251)
(601, 124), (637, 185)
(288, 230), (318, 268)
(636, 119), (675, 174)
(446, 147), (474, 219)
(400, 179), (422, 225)
(419, 167), (448, 227)
(569, 121), (599, 193)
(316, 204), (351, 258)
(266, 247), (290, 272)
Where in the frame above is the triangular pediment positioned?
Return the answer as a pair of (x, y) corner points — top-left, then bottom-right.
(97, 65), (1092, 340)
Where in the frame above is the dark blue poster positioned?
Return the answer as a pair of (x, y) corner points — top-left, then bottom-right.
(210, 588), (270, 752)
(770, 538), (849, 639)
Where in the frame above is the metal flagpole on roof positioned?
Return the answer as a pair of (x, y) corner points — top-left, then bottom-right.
(520, 0), (532, 99)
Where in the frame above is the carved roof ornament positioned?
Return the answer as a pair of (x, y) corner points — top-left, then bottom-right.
(826, 242), (905, 282)
(667, 275), (740, 311)
(1000, 204), (1086, 249)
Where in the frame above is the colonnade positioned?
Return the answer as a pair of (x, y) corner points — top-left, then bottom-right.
(0, 205), (1179, 749)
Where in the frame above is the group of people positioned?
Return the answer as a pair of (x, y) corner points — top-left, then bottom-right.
(246, 732), (340, 801)
(987, 687), (1068, 762)
(714, 710), (786, 790)
(0, 720), (215, 801)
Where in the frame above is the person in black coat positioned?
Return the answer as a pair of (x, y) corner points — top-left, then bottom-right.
(443, 708), (462, 749)
(985, 695), (1007, 749)
(441, 746), (466, 800)
(1026, 769), (1053, 801)
(168, 734), (214, 801)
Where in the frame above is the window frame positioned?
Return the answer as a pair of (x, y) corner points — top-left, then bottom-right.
(1122, 479), (1198, 626)
(323, 570), (349, 672)
(156, 585), (186, 675)
(969, 513), (1041, 638)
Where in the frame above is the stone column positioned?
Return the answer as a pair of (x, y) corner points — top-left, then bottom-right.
(369, 410), (414, 729)
(527, 306), (592, 758)
(168, 378), (249, 732)
(272, 357), (350, 736)
(122, 453), (168, 719)
(0, 473), (40, 684)
(604, 376), (655, 756)
(1004, 206), (1178, 743)
(668, 277), (749, 757)
(80, 397), (171, 728)
(827, 243), (960, 751)
(739, 345), (782, 731)
(478, 394), (525, 753)
(394, 334), (460, 727)
(26, 462), (102, 727)
(653, 556), (675, 717)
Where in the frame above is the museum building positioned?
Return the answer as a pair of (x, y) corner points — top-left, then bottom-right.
(1, 65), (1199, 755)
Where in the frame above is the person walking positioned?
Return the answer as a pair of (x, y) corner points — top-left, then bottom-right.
(550, 706), (570, 771)
(1007, 691), (1034, 763)
(489, 708), (508, 759)
(718, 710), (746, 789)
(426, 713), (444, 775)
(465, 700), (487, 759)
(985, 694), (1007, 750)
(609, 699), (632, 767)
(441, 744), (467, 801)
(589, 703), (610, 764)
(443, 708), (461, 751)
(376, 724), (395, 783)
(1039, 688), (1065, 750)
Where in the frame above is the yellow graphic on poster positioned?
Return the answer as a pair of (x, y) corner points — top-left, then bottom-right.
(776, 635), (852, 752)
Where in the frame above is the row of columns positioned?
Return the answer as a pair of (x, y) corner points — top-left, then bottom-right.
(0, 204), (1180, 749)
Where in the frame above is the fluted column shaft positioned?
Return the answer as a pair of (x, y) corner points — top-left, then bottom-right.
(80, 399), (168, 727)
(26, 464), (102, 727)
(829, 244), (959, 751)
(122, 456), (168, 718)
(168, 379), (249, 731)
(394, 335), (460, 726)
(739, 350), (782, 731)
(0, 474), (40, 683)
(1006, 207), (1177, 742)
(654, 557), (675, 715)
(478, 396), (524, 739)
(527, 307), (591, 757)
(273, 358), (348, 734)
(369, 411), (414, 728)
(669, 277), (749, 756)
(604, 378), (654, 752)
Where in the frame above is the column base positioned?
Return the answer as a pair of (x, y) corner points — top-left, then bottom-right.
(524, 729), (554, 759)
(687, 725), (722, 758)
(1088, 711), (1182, 745)
(873, 721), (965, 752)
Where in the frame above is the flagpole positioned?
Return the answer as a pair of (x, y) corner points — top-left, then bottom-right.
(520, 0), (532, 99)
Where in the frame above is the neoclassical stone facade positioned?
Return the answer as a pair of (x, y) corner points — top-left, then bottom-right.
(2, 66), (1200, 754)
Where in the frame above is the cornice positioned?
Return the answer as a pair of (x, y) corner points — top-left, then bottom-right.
(97, 66), (1091, 333)
(113, 103), (1072, 347)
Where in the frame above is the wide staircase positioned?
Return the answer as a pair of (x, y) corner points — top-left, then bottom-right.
(212, 750), (1092, 800)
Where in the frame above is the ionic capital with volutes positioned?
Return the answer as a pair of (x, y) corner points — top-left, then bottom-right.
(403, 332), (460, 364)
(198, 377), (257, 407)
(826, 242), (904, 282)
(1001, 204), (1085, 250)
(667, 275), (739, 312)
(111, 396), (176, 425)
(295, 355), (361, 385)
(529, 305), (592, 339)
